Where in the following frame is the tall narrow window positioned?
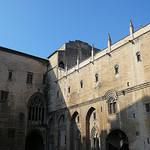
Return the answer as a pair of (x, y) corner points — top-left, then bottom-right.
(26, 72), (33, 84)
(80, 80), (83, 88)
(114, 65), (119, 75)
(95, 74), (99, 83)
(8, 70), (13, 80)
(93, 112), (96, 120)
(68, 87), (71, 93)
(136, 52), (141, 62)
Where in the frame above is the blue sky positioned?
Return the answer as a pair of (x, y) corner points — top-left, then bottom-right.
(0, 0), (150, 58)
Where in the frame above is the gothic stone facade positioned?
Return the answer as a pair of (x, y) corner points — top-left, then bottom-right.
(1, 21), (150, 150)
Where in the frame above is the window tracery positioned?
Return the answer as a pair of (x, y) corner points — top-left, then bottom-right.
(28, 95), (45, 124)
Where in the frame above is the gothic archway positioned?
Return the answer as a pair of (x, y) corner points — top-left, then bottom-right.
(70, 111), (81, 150)
(25, 131), (44, 150)
(86, 107), (98, 150)
(106, 129), (129, 150)
(90, 126), (100, 150)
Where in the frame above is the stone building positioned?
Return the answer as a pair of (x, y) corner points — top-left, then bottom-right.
(1, 21), (150, 150)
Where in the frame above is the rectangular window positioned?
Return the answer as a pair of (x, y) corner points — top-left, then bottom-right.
(68, 87), (70, 93)
(26, 72), (33, 84)
(8, 128), (15, 138)
(93, 112), (96, 120)
(0, 91), (9, 101)
(146, 103), (150, 112)
(8, 70), (13, 80)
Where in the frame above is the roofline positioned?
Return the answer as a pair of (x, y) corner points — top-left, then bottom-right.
(0, 46), (49, 64)
(47, 50), (58, 59)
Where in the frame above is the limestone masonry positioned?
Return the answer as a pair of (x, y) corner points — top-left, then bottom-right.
(0, 21), (150, 150)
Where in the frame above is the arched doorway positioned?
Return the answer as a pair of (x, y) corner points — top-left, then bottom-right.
(86, 107), (100, 150)
(106, 129), (129, 150)
(25, 131), (44, 150)
(70, 111), (81, 150)
(90, 126), (100, 150)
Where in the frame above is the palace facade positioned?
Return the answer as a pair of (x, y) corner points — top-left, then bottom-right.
(0, 21), (150, 150)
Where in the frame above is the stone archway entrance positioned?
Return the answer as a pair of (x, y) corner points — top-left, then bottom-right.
(25, 131), (44, 150)
(106, 129), (129, 150)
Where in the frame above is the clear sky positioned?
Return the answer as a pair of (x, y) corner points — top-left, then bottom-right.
(0, 0), (150, 58)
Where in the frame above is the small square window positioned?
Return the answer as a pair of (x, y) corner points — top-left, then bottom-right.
(8, 70), (13, 80)
(26, 72), (33, 84)
(0, 91), (9, 101)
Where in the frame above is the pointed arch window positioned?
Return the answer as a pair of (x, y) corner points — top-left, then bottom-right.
(80, 80), (83, 88)
(59, 61), (65, 69)
(114, 65), (119, 75)
(136, 52), (141, 62)
(28, 95), (45, 124)
(108, 97), (117, 115)
(95, 74), (99, 83)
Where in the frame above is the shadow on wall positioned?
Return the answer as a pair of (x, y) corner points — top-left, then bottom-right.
(46, 62), (82, 150)
(40, 60), (150, 150)
(99, 95), (150, 150)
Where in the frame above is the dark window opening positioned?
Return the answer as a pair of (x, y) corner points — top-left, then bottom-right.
(8, 128), (15, 138)
(146, 103), (150, 112)
(101, 106), (102, 112)
(0, 91), (9, 101)
(114, 65), (119, 75)
(136, 52), (141, 62)
(95, 74), (99, 83)
(127, 82), (130, 87)
(59, 61), (65, 69)
(77, 116), (80, 123)
(80, 80), (83, 88)
(93, 112), (96, 120)
(68, 87), (71, 93)
(8, 70), (13, 80)
(147, 138), (149, 144)
(26, 72), (33, 84)
(133, 113), (135, 118)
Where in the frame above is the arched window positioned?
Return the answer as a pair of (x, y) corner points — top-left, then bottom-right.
(136, 52), (141, 62)
(95, 74), (99, 83)
(114, 65), (119, 75)
(59, 61), (65, 69)
(28, 94), (45, 124)
(80, 80), (83, 88)
(108, 97), (117, 114)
